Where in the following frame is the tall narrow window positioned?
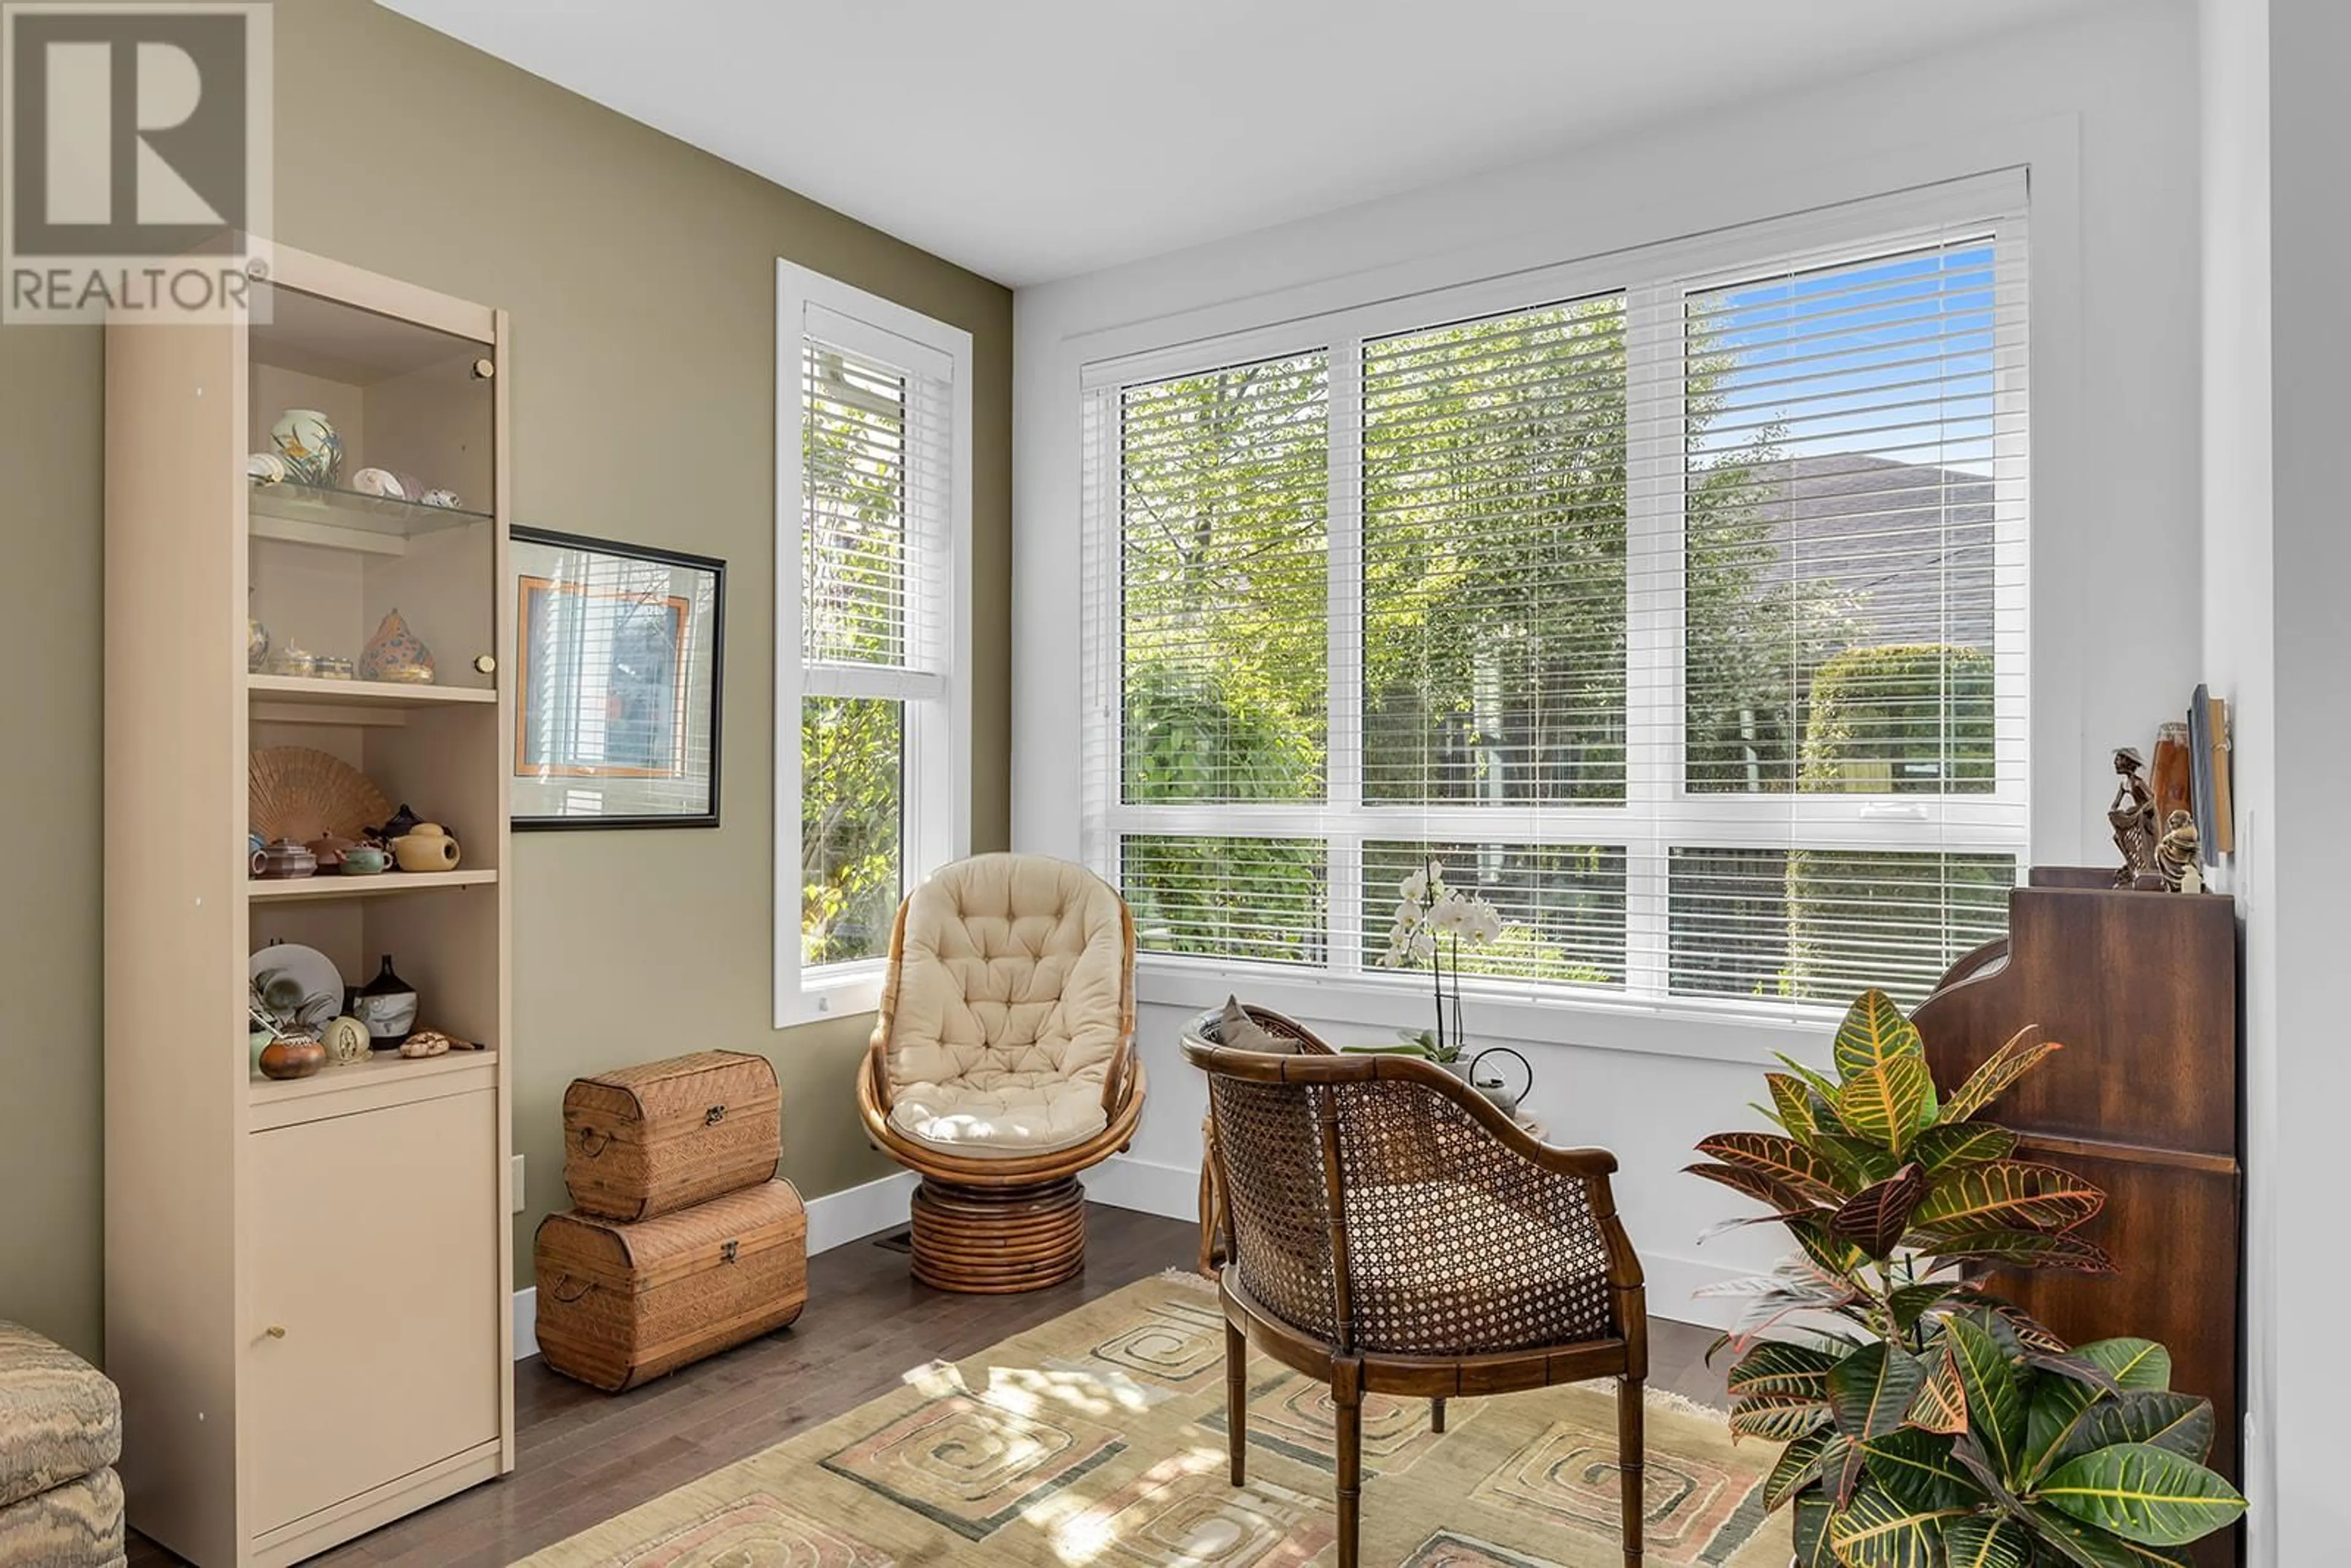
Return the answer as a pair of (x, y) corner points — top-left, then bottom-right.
(1082, 177), (2027, 1019)
(778, 264), (969, 1024)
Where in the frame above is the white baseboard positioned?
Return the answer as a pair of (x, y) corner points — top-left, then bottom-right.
(1081, 1154), (1199, 1221)
(512, 1286), (538, 1362)
(1640, 1251), (1748, 1333)
(512, 1166), (1742, 1359)
(512, 1170), (919, 1362)
(803, 1169), (918, 1253)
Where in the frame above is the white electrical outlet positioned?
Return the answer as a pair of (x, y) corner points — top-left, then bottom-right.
(511, 1154), (525, 1214)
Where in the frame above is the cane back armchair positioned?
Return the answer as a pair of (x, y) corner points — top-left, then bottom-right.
(1188, 1002), (1335, 1275)
(1183, 1038), (1648, 1568)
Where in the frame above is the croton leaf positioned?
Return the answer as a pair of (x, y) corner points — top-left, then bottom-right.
(1693, 1133), (1849, 1204)
(1828, 1343), (1927, 1441)
(2024, 1346), (2121, 1392)
(1912, 1161), (2106, 1233)
(2078, 1338), (2172, 1393)
(1888, 1282), (1957, 1333)
(1787, 1212), (1869, 1278)
(1826, 1481), (1962, 1568)
(1730, 1392), (1833, 1441)
(1837, 1056), (1938, 1152)
(2024, 1368), (2112, 1485)
(1776, 1051), (1847, 1106)
(1834, 988), (1926, 1081)
(1918, 1226), (2117, 1275)
(1944, 1315), (2027, 1487)
(2060, 1392), (2215, 1469)
(1793, 1489), (1837, 1568)
(1910, 1120), (2021, 1171)
(1905, 1345), (1968, 1435)
(1728, 1340), (1840, 1401)
(1858, 1427), (1976, 1514)
(1831, 1164), (1929, 1258)
(1942, 1515), (2033, 1568)
(1763, 1426), (1849, 1511)
(1765, 1071), (1820, 1141)
(1816, 1132), (1902, 1188)
(2024, 1502), (2195, 1568)
(2036, 1442), (2248, 1547)
(1684, 1160), (1820, 1217)
(1939, 1025), (2062, 1123)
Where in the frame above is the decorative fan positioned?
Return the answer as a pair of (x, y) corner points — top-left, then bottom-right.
(248, 746), (392, 844)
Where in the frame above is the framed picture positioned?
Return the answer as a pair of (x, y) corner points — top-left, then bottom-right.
(511, 527), (724, 828)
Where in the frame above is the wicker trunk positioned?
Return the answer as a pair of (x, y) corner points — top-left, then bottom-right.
(563, 1050), (781, 1221)
(533, 1180), (807, 1392)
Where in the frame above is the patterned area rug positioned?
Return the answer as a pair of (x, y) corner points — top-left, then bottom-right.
(519, 1273), (1791, 1567)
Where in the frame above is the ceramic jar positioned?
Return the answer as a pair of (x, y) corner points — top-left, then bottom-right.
(361, 609), (435, 684)
(391, 823), (460, 872)
(269, 408), (342, 486)
(257, 1036), (326, 1081)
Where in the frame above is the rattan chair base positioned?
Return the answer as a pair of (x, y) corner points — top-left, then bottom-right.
(910, 1176), (1085, 1293)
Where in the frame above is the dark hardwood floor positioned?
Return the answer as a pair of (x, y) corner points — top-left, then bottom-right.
(127, 1207), (1727, 1566)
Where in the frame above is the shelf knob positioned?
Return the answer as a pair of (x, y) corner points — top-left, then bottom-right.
(264, 1325), (287, 1340)
(473, 654), (497, 675)
(472, 357), (495, 381)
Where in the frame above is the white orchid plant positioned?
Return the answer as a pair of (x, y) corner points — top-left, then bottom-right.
(1374, 860), (1503, 1063)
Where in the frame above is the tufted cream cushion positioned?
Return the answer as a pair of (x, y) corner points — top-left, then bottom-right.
(882, 855), (1130, 1158)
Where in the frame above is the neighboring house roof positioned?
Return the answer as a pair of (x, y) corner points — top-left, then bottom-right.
(1727, 452), (1996, 653)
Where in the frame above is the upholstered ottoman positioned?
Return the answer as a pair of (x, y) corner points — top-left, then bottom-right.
(0, 1322), (125, 1568)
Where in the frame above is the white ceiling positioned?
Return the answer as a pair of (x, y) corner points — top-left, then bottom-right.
(381, 0), (2107, 287)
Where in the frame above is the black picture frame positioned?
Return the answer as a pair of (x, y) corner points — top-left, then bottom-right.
(511, 526), (725, 830)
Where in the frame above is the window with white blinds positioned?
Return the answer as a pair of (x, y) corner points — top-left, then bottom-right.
(778, 264), (969, 1024)
(1081, 178), (2027, 1016)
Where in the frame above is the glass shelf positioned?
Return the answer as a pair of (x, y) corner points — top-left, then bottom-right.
(248, 481), (492, 554)
(247, 674), (495, 708)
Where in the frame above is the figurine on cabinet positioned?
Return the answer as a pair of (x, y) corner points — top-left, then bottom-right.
(2108, 746), (2160, 888)
(2158, 809), (2203, 893)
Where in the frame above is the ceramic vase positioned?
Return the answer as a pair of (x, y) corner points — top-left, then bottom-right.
(269, 408), (343, 487)
(361, 609), (435, 684)
(352, 954), (418, 1050)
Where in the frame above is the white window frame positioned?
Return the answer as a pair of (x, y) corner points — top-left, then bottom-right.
(775, 262), (972, 1026)
(1078, 173), (2029, 1029)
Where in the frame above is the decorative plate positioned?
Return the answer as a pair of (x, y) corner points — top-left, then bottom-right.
(248, 942), (344, 1036)
(249, 746), (392, 844)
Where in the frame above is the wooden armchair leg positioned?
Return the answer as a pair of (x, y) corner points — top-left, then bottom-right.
(1430, 1396), (1447, 1435)
(1334, 1360), (1364, 1568)
(1224, 1317), (1248, 1485)
(1618, 1374), (1645, 1568)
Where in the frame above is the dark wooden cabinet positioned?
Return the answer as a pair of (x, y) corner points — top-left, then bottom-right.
(1911, 869), (2240, 1566)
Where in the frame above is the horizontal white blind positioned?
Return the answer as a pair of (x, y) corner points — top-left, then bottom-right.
(799, 329), (953, 969)
(1082, 180), (2028, 1014)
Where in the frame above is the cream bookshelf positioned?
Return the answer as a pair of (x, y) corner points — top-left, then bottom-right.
(104, 245), (514, 1566)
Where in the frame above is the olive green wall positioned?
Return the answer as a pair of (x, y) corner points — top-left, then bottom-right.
(0, 0), (1012, 1359)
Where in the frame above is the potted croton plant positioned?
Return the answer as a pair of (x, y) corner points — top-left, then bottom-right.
(1689, 989), (2246, 1567)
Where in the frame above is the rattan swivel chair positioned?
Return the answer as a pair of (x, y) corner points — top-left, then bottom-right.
(857, 854), (1144, 1292)
(1183, 1036), (1649, 1568)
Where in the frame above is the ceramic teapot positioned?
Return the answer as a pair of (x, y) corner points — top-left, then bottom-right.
(391, 822), (460, 872)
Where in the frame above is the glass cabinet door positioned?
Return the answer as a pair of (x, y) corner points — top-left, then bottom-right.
(244, 281), (497, 696)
